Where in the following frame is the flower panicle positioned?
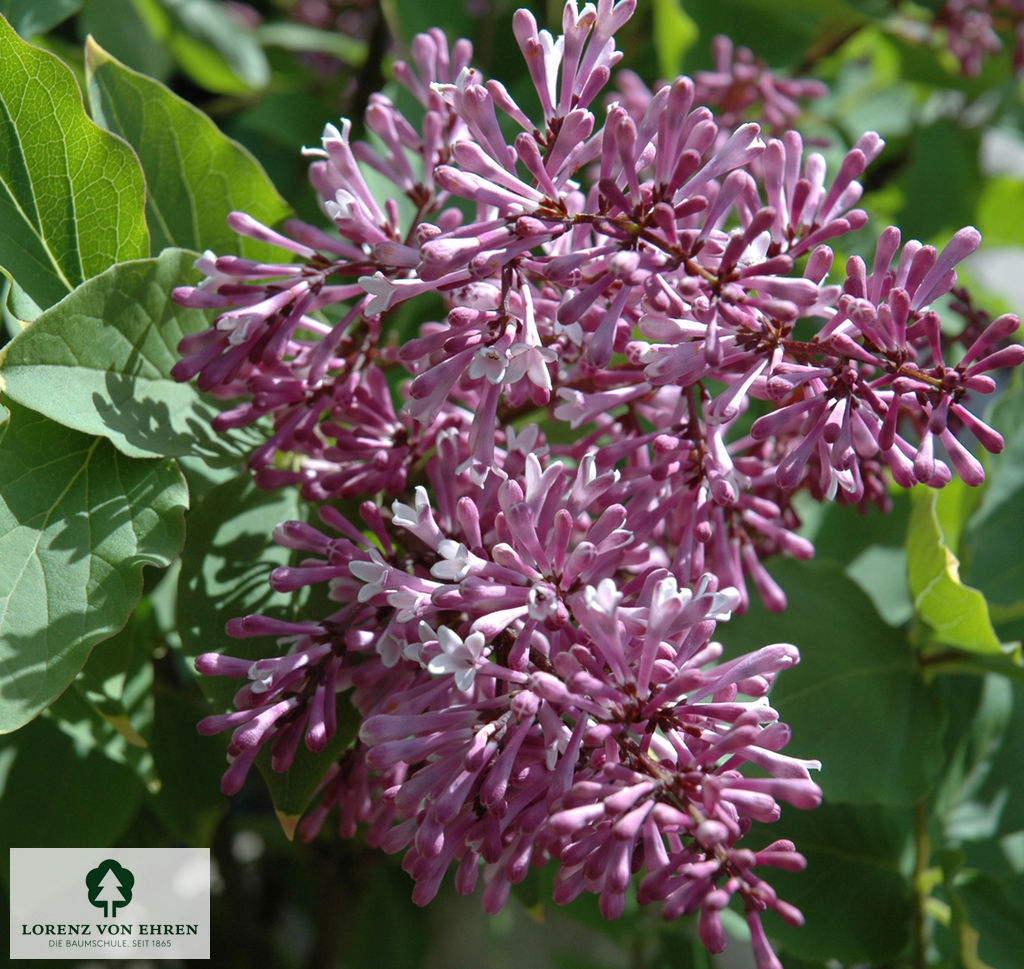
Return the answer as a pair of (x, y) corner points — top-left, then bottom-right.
(176, 2), (1024, 964)
(196, 443), (820, 964)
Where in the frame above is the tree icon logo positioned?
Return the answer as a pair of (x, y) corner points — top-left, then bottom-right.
(85, 859), (135, 917)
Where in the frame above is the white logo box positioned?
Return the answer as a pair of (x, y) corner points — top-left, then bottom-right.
(10, 848), (210, 960)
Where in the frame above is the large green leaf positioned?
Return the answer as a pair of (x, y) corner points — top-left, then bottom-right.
(932, 675), (1014, 842)
(0, 712), (144, 867)
(0, 249), (258, 460)
(67, 597), (157, 756)
(752, 803), (912, 965)
(384, 0), (477, 47)
(957, 873), (1024, 969)
(177, 473), (300, 673)
(85, 39), (292, 258)
(46, 671), (155, 784)
(907, 485), (1002, 654)
(0, 14), (148, 311)
(964, 375), (1024, 639)
(0, 400), (187, 732)
(819, 28), (915, 143)
(225, 91), (350, 225)
(976, 177), (1024, 247)
(719, 559), (945, 805)
(965, 679), (1024, 839)
(178, 474), (357, 829)
(809, 490), (913, 626)
(898, 120), (982, 242)
(673, 0), (866, 70)
(0, 0), (81, 37)
(341, 861), (433, 969)
(148, 679), (230, 846)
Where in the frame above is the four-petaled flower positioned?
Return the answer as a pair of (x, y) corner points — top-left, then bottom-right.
(421, 624), (488, 691)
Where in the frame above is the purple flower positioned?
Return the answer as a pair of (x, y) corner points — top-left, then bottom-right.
(694, 34), (828, 133)
(175, 1), (1024, 964)
(192, 441), (819, 966)
(931, 0), (1024, 76)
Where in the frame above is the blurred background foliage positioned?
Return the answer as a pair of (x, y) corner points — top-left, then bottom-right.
(1, 1), (1023, 967)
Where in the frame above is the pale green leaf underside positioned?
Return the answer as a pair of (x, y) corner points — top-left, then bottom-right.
(1, 249), (256, 460)
(0, 400), (187, 732)
(907, 486), (1003, 654)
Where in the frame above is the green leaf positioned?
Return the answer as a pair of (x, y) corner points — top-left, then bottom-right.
(931, 674), (1014, 842)
(85, 39), (292, 257)
(674, 0), (866, 70)
(256, 21), (367, 64)
(70, 598), (157, 752)
(47, 672), (155, 783)
(907, 485), (1003, 654)
(651, 0), (699, 78)
(384, 0), (477, 47)
(0, 0), (81, 38)
(177, 473), (357, 823)
(809, 491), (913, 626)
(0, 711), (144, 858)
(78, 0), (174, 81)
(963, 374), (1024, 639)
(898, 120), (982, 242)
(646, 928), (715, 969)
(966, 680), (1024, 838)
(719, 559), (945, 805)
(751, 803), (913, 965)
(0, 399), (187, 732)
(177, 472), (301, 680)
(2, 273), (43, 327)
(957, 873), (1024, 969)
(976, 177), (1024, 247)
(341, 861), (433, 969)
(265, 695), (359, 833)
(224, 91), (347, 225)
(0, 14), (148, 311)
(134, 0), (269, 95)
(0, 249), (259, 460)
(820, 28), (915, 141)
(148, 679), (229, 846)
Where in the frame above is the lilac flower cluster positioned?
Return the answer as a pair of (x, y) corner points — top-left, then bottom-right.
(694, 35), (828, 134)
(614, 34), (826, 145)
(175, 1), (1023, 963)
(934, 0), (1024, 75)
(197, 454), (819, 962)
